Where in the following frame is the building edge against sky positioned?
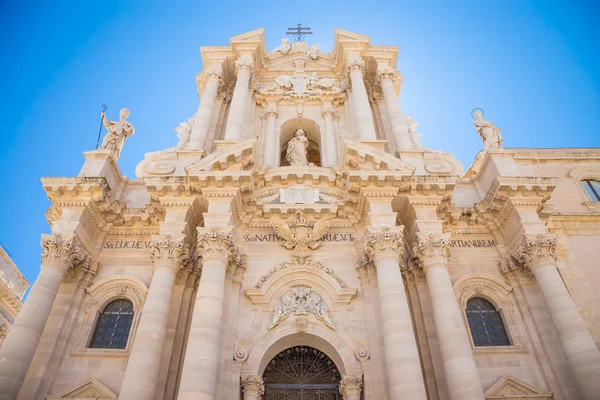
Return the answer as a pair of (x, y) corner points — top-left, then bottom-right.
(0, 245), (30, 348)
(0, 27), (599, 400)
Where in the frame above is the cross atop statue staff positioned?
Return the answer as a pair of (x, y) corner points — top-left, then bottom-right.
(286, 23), (313, 42)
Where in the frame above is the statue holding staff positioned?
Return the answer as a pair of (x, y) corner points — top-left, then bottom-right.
(99, 108), (135, 160)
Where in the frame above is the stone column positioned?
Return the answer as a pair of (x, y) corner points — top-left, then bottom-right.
(177, 228), (243, 400)
(513, 234), (600, 400)
(0, 234), (89, 400)
(224, 55), (253, 141)
(378, 66), (413, 150)
(347, 55), (377, 141)
(321, 103), (339, 166)
(241, 376), (264, 400)
(189, 65), (222, 151)
(262, 103), (279, 167)
(363, 226), (428, 399)
(413, 233), (485, 400)
(119, 235), (190, 400)
(339, 375), (363, 400)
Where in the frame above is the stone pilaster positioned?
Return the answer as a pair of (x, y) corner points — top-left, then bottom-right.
(0, 234), (89, 400)
(119, 235), (190, 400)
(262, 104), (279, 166)
(346, 55), (377, 141)
(224, 55), (254, 141)
(177, 228), (242, 400)
(412, 232), (485, 400)
(339, 375), (363, 400)
(241, 375), (264, 400)
(362, 226), (428, 399)
(513, 234), (600, 400)
(189, 65), (222, 151)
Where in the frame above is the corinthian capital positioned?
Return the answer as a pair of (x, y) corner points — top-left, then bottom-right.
(346, 54), (365, 72)
(339, 375), (363, 398)
(41, 233), (90, 270)
(197, 227), (236, 262)
(377, 66), (396, 82)
(205, 64), (223, 80)
(364, 226), (404, 262)
(321, 103), (336, 118)
(235, 54), (254, 74)
(512, 234), (557, 270)
(149, 235), (191, 271)
(241, 375), (264, 397)
(412, 233), (451, 267)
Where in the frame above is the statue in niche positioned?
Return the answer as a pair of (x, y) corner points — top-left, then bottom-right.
(99, 108), (135, 160)
(473, 109), (503, 150)
(286, 129), (311, 166)
(274, 38), (291, 54)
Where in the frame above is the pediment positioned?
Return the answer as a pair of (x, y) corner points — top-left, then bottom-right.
(484, 375), (552, 399)
(265, 53), (335, 72)
(343, 140), (415, 174)
(185, 138), (256, 174)
(46, 378), (117, 399)
(333, 29), (370, 45)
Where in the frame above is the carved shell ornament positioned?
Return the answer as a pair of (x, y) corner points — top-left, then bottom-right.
(271, 211), (332, 264)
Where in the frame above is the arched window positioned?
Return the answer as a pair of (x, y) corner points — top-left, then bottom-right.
(466, 297), (510, 346)
(89, 299), (134, 349)
(582, 179), (600, 202)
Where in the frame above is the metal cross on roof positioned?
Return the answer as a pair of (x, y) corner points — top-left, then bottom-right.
(286, 23), (313, 42)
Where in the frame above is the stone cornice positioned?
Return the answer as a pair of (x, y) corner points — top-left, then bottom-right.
(0, 278), (23, 313)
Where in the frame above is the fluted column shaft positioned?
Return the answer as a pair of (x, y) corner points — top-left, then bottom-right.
(363, 227), (427, 399)
(414, 234), (485, 400)
(0, 234), (89, 400)
(347, 56), (377, 141)
(263, 106), (279, 166)
(189, 68), (221, 151)
(241, 376), (264, 400)
(379, 69), (412, 150)
(224, 55), (253, 141)
(119, 236), (190, 400)
(322, 104), (338, 166)
(178, 229), (243, 400)
(514, 235), (600, 400)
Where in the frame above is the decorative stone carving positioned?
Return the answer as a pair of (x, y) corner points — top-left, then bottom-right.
(377, 65), (396, 81)
(271, 211), (332, 263)
(0, 325), (8, 342)
(269, 285), (335, 330)
(99, 108), (135, 160)
(149, 235), (191, 270)
(406, 116), (424, 149)
(363, 226), (404, 262)
(473, 109), (503, 150)
(412, 233), (451, 266)
(484, 375), (552, 400)
(512, 234), (557, 271)
(308, 44), (320, 59)
(226, 246), (247, 282)
(41, 234), (90, 270)
(253, 259), (348, 289)
(346, 54), (364, 72)
(175, 118), (193, 150)
(235, 54), (254, 73)
(241, 375), (265, 397)
(280, 184), (320, 204)
(196, 228), (236, 262)
(286, 129), (311, 166)
(273, 38), (291, 54)
(46, 378), (117, 399)
(269, 72), (339, 94)
(339, 375), (363, 398)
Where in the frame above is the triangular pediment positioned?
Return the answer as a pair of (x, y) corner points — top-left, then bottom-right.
(333, 28), (370, 45)
(185, 138), (256, 174)
(46, 378), (117, 399)
(343, 141), (415, 174)
(229, 28), (265, 45)
(484, 375), (552, 399)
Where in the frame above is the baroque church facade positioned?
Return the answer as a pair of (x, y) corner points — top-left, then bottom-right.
(1, 28), (599, 400)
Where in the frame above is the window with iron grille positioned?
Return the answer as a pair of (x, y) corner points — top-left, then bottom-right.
(466, 297), (510, 346)
(89, 299), (134, 349)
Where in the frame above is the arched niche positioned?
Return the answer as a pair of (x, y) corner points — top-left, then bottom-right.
(279, 118), (322, 166)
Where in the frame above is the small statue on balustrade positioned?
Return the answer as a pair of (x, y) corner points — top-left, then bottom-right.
(473, 109), (503, 150)
(99, 108), (135, 160)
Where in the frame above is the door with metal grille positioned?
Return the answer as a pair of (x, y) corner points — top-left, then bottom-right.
(263, 346), (341, 400)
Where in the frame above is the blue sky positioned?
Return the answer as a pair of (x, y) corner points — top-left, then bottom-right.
(1, 0), (599, 288)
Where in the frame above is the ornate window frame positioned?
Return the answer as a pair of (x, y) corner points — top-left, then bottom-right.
(568, 166), (600, 212)
(71, 276), (148, 357)
(453, 275), (527, 354)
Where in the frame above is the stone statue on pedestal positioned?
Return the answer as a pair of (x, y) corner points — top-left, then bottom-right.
(274, 38), (291, 54)
(473, 110), (503, 150)
(407, 116), (424, 149)
(286, 129), (310, 166)
(99, 108), (135, 160)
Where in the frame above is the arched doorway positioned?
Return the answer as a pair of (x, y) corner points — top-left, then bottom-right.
(262, 345), (341, 399)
